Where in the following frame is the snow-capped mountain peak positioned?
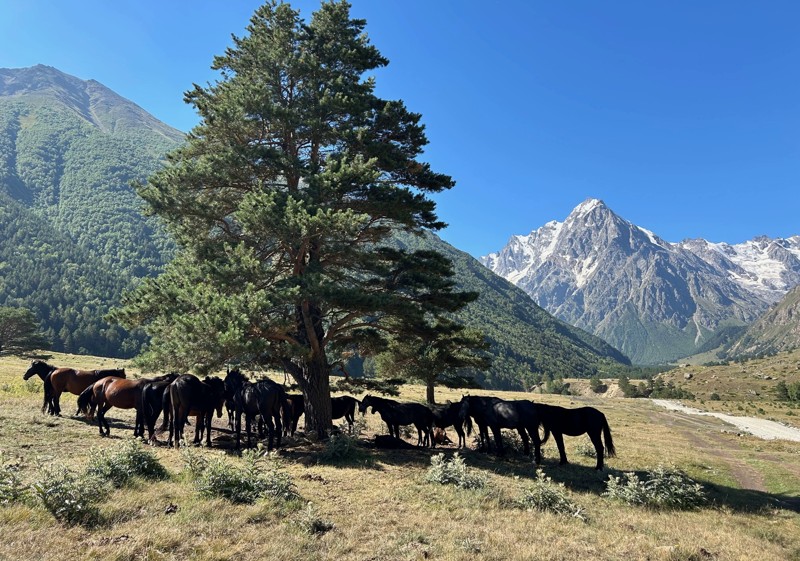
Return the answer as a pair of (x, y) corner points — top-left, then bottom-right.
(480, 200), (800, 364)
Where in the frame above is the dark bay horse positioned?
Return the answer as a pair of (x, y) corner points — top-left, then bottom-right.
(533, 403), (616, 470)
(430, 401), (467, 448)
(459, 395), (546, 462)
(285, 393), (304, 437)
(169, 374), (226, 449)
(224, 369), (288, 450)
(358, 395), (434, 447)
(35, 362), (125, 416)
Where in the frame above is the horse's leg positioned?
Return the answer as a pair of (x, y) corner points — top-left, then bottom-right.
(518, 428), (531, 456)
(99, 404), (112, 437)
(455, 424), (466, 448)
(264, 416), (275, 451)
(194, 415), (204, 445)
(490, 425), (504, 456)
(528, 426), (543, 465)
(53, 389), (62, 416)
(553, 432), (568, 465)
(245, 412), (253, 449)
(274, 411), (282, 449)
(588, 430), (605, 470)
(205, 412), (213, 447)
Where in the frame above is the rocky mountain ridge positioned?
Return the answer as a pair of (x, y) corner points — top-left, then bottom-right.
(481, 199), (800, 364)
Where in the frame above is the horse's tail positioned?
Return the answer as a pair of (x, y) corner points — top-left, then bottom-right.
(462, 412), (473, 436)
(77, 384), (95, 418)
(42, 372), (53, 413)
(602, 415), (616, 457)
(539, 422), (550, 446)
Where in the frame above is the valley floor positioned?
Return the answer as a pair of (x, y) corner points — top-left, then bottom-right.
(1, 352), (799, 561)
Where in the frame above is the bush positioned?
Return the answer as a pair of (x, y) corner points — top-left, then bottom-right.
(30, 465), (108, 526)
(709, 393), (721, 401)
(181, 446), (209, 479)
(425, 453), (486, 490)
(195, 450), (298, 504)
(295, 502), (335, 535)
(86, 438), (169, 487)
(604, 465), (708, 510)
(573, 439), (597, 458)
(0, 455), (27, 505)
(517, 469), (587, 521)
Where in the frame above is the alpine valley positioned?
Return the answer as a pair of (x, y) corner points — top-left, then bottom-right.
(481, 199), (800, 364)
(0, 65), (628, 389)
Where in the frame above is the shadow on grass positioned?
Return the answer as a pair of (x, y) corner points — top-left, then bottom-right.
(529, 459), (800, 514)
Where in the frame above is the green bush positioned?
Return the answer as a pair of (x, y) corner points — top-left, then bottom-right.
(86, 438), (169, 487)
(195, 450), (298, 504)
(30, 465), (108, 526)
(604, 465), (707, 510)
(181, 446), (209, 479)
(709, 393), (721, 401)
(517, 469), (586, 521)
(425, 453), (486, 490)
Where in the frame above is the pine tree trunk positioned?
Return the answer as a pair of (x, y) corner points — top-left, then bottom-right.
(426, 381), (436, 404)
(301, 356), (332, 439)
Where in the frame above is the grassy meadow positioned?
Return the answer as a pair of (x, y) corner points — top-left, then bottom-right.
(0, 352), (799, 561)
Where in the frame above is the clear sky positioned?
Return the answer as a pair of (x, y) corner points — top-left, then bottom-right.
(2, 1), (798, 258)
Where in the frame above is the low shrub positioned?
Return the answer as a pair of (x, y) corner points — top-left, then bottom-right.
(86, 438), (169, 487)
(30, 465), (108, 526)
(196, 450), (298, 504)
(573, 439), (597, 458)
(517, 469), (587, 521)
(181, 446), (209, 479)
(425, 453), (486, 490)
(0, 455), (27, 505)
(604, 465), (708, 510)
(295, 502), (335, 535)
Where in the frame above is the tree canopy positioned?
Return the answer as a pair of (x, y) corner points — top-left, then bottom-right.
(113, 0), (478, 436)
(0, 306), (48, 356)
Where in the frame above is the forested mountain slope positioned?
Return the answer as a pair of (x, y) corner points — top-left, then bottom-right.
(0, 65), (183, 356)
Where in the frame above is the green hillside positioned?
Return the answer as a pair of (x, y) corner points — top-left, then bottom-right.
(396, 231), (630, 389)
(0, 65), (183, 356)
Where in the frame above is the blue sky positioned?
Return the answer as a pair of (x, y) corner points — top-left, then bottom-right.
(2, 1), (798, 257)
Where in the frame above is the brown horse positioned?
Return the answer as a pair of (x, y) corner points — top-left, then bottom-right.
(44, 365), (126, 416)
(79, 373), (176, 438)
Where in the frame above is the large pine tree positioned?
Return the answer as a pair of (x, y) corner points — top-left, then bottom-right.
(113, 1), (477, 437)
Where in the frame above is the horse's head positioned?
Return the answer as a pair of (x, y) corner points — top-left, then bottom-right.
(23, 360), (46, 380)
(358, 395), (372, 415)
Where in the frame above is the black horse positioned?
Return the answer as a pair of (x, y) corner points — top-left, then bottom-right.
(533, 403), (616, 470)
(284, 393), (304, 437)
(224, 369), (288, 450)
(168, 374), (226, 449)
(358, 395), (434, 447)
(430, 401), (467, 448)
(140, 373), (181, 442)
(284, 394), (360, 436)
(459, 395), (546, 461)
(23, 360), (58, 414)
(332, 395), (360, 434)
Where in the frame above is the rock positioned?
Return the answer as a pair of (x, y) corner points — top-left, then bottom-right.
(684, 373), (694, 380)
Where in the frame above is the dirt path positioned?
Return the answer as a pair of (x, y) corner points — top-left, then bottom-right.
(651, 399), (800, 442)
(650, 408), (768, 492)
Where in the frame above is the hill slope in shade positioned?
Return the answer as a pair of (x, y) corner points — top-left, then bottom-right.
(723, 284), (800, 359)
(482, 199), (800, 364)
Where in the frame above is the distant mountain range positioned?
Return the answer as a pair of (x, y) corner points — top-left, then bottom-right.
(481, 199), (800, 364)
(0, 65), (630, 386)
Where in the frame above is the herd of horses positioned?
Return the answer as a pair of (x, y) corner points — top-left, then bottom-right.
(22, 360), (616, 470)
